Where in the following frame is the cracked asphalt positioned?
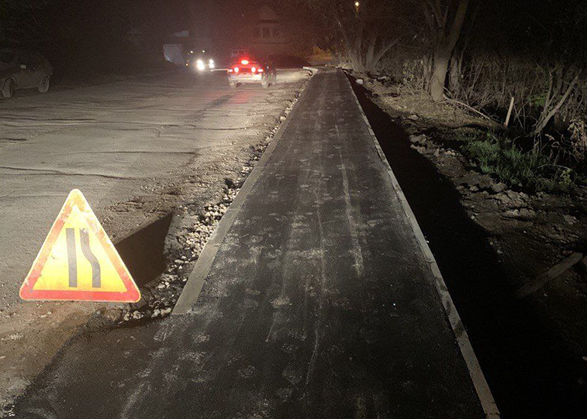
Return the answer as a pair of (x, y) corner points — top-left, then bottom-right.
(0, 69), (309, 407)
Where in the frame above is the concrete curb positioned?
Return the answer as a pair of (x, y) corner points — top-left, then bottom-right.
(302, 66), (320, 75)
(172, 73), (313, 315)
(344, 73), (501, 418)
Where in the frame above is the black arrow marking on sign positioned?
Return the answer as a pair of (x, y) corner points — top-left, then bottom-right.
(65, 228), (102, 288)
(66, 228), (77, 287)
(80, 228), (101, 288)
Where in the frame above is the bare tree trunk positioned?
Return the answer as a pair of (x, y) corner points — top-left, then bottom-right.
(350, 50), (364, 71)
(352, 18), (366, 70)
(365, 33), (377, 70)
(430, 48), (451, 101)
(429, 0), (470, 101)
(449, 52), (463, 95)
(422, 54), (433, 90)
(334, 10), (356, 69)
(371, 37), (400, 69)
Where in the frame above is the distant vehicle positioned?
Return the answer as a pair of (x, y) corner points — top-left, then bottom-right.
(0, 49), (53, 99)
(185, 49), (215, 72)
(227, 57), (276, 89)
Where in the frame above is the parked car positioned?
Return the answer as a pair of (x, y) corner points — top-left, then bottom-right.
(0, 49), (53, 99)
(227, 57), (276, 89)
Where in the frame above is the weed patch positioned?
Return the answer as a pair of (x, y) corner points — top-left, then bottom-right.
(459, 132), (581, 192)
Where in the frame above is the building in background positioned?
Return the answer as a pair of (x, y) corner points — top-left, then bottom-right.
(249, 5), (291, 58)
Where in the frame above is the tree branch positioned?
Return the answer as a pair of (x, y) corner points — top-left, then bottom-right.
(532, 71), (581, 136)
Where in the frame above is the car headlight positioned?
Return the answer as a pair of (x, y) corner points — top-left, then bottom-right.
(208, 59), (215, 69)
(196, 59), (206, 71)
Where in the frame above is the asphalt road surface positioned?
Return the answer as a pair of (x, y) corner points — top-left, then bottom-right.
(11, 69), (497, 418)
(0, 69), (305, 308)
(0, 69), (308, 407)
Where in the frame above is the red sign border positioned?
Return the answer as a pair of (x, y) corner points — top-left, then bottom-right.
(19, 189), (141, 302)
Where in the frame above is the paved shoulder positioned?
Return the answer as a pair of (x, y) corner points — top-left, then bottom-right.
(12, 69), (494, 418)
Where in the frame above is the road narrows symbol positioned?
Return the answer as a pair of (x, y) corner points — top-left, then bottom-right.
(65, 227), (102, 289)
(19, 189), (140, 302)
(80, 228), (101, 288)
(66, 228), (77, 288)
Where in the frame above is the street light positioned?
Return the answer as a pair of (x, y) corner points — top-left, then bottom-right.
(354, 1), (360, 13)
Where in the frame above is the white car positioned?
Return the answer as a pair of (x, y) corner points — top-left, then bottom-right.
(227, 57), (276, 89)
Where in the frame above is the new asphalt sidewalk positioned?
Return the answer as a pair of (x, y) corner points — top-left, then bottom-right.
(12, 68), (499, 418)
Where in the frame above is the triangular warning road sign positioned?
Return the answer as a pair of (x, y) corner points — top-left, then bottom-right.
(20, 189), (141, 302)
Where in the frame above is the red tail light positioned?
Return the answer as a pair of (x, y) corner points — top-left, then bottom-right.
(252, 67), (256, 73)
(241, 59), (249, 65)
(233, 67), (239, 73)
(258, 68), (264, 73)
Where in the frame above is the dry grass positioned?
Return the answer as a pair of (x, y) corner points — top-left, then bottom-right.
(361, 75), (497, 129)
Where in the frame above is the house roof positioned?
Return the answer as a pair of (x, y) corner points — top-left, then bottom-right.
(257, 4), (280, 22)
